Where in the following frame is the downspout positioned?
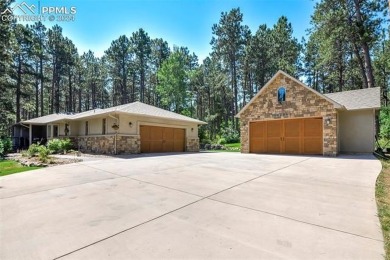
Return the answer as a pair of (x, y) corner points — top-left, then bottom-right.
(108, 114), (119, 155)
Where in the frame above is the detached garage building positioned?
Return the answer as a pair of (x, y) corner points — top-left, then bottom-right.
(236, 71), (381, 156)
(19, 102), (206, 154)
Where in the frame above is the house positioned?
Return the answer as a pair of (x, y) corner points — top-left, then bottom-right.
(16, 102), (206, 154)
(236, 70), (381, 156)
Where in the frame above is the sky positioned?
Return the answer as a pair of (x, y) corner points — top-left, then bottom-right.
(10, 0), (316, 62)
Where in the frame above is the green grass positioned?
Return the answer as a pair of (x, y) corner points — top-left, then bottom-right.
(0, 160), (42, 177)
(376, 159), (390, 259)
(224, 143), (241, 149)
(207, 142), (241, 153)
(206, 149), (240, 153)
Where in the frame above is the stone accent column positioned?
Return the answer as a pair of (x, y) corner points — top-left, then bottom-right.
(116, 135), (141, 154)
(186, 138), (200, 152)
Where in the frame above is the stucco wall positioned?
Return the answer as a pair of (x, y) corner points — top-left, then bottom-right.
(239, 73), (338, 156)
(338, 109), (375, 153)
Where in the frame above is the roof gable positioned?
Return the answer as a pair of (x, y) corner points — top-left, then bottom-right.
(22, 114), (72, 124)
(236, 70), (343, 117)
(22, 102), (206, 125)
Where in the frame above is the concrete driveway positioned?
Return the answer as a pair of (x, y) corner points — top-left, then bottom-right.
(0, 153), (384, 259)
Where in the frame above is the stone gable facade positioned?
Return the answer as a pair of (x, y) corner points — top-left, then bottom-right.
(239, 73), (338, 156)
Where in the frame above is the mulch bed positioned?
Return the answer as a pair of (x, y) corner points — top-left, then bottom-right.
(6, 153), (82, 167)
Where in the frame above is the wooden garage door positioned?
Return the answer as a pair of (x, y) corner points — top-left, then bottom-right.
(249, 118), (323, 155)
(140, 125), (185, 153)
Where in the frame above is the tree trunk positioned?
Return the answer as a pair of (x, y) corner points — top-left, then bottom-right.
(68, 68), (72, 112)
(35, 62), (39, 117)
(40, 56), (44, 116)
(140, 58), (145, 103)
(16, 55), (22, 122)
(352, 42), (368, 89)
(51, 59), (55, 114)
(353, 0), (375, 88)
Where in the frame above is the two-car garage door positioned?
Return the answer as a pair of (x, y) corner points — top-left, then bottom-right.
(140, 125), (185, 153)
(250, 118), (323, 155)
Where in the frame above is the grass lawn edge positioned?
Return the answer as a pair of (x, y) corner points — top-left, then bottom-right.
(0, 159), (42, 177)
(376, 159), (390, 260)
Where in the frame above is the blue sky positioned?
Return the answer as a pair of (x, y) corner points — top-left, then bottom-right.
(14, 0), (316, 62)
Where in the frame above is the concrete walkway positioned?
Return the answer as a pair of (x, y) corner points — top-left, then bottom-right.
(0, 153), (384, 259)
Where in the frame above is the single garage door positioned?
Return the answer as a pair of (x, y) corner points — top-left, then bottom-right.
(140, 125), (185, 153)
(250, 118), (323, 155)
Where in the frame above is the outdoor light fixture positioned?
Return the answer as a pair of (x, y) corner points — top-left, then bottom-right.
(191, 128), (194, 132)
(129, 122), (133, 127)
(326, 118), (331, 125)
(112, 123), (119, 131)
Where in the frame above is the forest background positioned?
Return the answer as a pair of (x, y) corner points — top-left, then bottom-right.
(0, 0), (389, 144)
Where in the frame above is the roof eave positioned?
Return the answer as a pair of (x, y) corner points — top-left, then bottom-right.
(339, 106), (381, 111)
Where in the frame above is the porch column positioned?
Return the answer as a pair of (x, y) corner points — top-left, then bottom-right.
(29, 124), (32, 145)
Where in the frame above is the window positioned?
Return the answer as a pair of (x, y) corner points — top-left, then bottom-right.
(47, 125), (52, 138)
(85, 121), (89, 136)
(102, 118), (106, 135)
(53, 125), (58, 137)
(277, 87), (286, 103)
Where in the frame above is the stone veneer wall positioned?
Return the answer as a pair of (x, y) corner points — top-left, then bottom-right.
(239, 74), (338, 156)
(186, 138), (200, 152)
(116, 135), (140, 154)
(76, 135), (140, 154)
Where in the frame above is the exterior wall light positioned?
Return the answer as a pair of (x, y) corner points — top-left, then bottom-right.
(129, 122), (133, 127)
(112, 123), (119, 131)
(191, 128), (194, 132)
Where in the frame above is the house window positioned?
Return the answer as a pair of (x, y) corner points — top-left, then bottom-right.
(102, 118), (106, 135)
(53, 125), (58, 137)
(278, 87), (286, 103)
(85, 121), (89, 136)
(47, 125), (52, 138)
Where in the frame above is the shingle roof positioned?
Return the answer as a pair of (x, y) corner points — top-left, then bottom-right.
(71, 102), (206, 124)
(115, 102), (206, 124)
(22, 102), (206, 125)
(325, 87), (381, 110)
(22, 114), (72, 124)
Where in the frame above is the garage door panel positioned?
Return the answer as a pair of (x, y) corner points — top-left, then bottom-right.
(250, 122), (265, 138)
(267, 138), (281, 153)
(304, 119), (322, 137)
(267, 121), (282, 138)
(250, 122), (266, 153)
(141, 126), (185, 153)
(250, 139), (265, 153)
(284, 119), (301, 137)
(249, 118), (322, 155)
(140, 126), (150, 153)
(173, 129), (185, 152)
(163, 128), (174, 140)
(163, 141), (174, 152)
(285, 138), (300, 154)
(303, 138), (323, 154)
(150, 127), (163, 141)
